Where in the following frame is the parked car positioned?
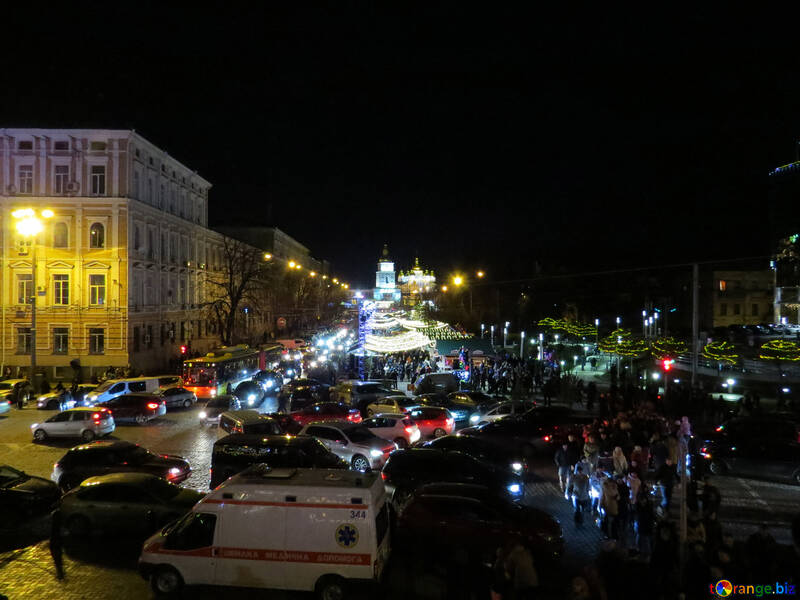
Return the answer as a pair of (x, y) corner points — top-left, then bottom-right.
(264, 412), (304, 435)
(51, 440), (191, 491)
(158, 387), (197, 409)
(210, 434), (348, 488)
(60, 472), (204, 538)
(381, 448), (524, 504)
(701, 438), (800, 484)
(0, 398), (9, 415)
(329, 380), (398, 415)
(31, 407), (115, 442)
(0, 465), (61, 524)
(278, 379), (330, 411)
(156, 376), (184, 389)
(198, 395), (241, 426)
(362, 414), (420, 448)
(414, 393), (478, 426)
(468, 401), (529, 425)
(0, 379), (34, 407)
(424, 434), (530, 478)
(252, 370), (282, 393)
(218, 410), (282, 436)
(408, 406), (455, 438)
(289, 402), (362, 427)
(98, 394), (167, 424)
(394, 483), (562, 564)
(233, 381), (265, 408)
(707, 415), (800, 444)
(299, 422), (396, 472)
(366, 395), (418, 417)
(412, 372), (460, 395)
(36, 389), (76, 411)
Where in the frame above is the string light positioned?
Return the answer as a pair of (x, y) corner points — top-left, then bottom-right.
(702, 341), (738, 365)
(759, 339), (800, 362)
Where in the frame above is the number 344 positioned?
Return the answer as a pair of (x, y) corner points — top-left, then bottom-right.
(350, 510), (367, 519)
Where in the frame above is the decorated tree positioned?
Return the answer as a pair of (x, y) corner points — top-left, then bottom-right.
(759, 339), (800, 379)
(651, 337), (687, 361)
(702, 341), (739, 368)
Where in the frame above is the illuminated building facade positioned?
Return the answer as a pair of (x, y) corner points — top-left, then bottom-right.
(0, 128), (242, 378)
(373, 244), (401, 302)
(398, 257), (436, 306)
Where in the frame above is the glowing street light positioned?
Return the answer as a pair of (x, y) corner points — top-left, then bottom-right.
(309, 271), (317, 277)
(441, 285), (448, 292)
(288, 260), (296, 268)
(264, 253), (272, 260)
(453, 275), (464, 286)
(476, 270), (485, 278)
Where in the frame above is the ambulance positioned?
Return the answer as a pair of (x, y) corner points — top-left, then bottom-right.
(138, 466), (390, 599)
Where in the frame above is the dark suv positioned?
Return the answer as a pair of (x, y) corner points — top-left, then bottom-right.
(51, 440), (190, 491)
(210, 434), (348, 488)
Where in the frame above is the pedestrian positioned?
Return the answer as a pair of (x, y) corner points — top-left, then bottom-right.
(554, 442), (572, 493)
(583, 434), (600, 473)
(571, 465), (591, 524)
(656, 457), (677, 512)
(600, 477), (620, 539)
(612, 446), (628, 477)
(50, 508), (64, 580)
(635, 491), (655, 560)
(503, 540), (539, 600)
(13, 384), (23, 410)
(701, 476), (722, 518)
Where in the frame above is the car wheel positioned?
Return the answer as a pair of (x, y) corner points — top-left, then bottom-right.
(315, 575), (347, 600)
(135, 414), (147, 425)
(81, 429), (95, 442)
(183, 399), (192, 409)
(394, 437), (408, 449)
(433, 428), (446, 438)
(151, 566), (184, 596)
(709, 460), (727, 476)
(66, 514), (91, 538)
(351, 455), (370, 472)
(33, 429), (47, 442)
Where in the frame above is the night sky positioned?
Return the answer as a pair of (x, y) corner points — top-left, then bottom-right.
(4, 7), (800, 287)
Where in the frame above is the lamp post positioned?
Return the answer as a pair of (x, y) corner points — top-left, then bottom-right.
(12, 208), (53, 381)
(480, 323), (485, 339)
(503, 326), (508, 348)
(490, 325), (495, 347)
(520, 330), (525, 359)
(594, 318), (599, 348)
(538, 332), (543, 360)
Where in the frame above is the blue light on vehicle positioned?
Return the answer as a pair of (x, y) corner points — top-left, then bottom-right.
(507, 483), (521, 494)
(286, 369), (294, 375)
(469, 414), (480, 423)
(265, 380), (274, 389)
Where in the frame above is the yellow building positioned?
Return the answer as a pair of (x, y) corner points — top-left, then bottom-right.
(398, 257), (436, 306)
(0, 128), (231, 380)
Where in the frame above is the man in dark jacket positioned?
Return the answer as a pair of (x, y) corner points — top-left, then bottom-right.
(554, 443), (571, 493)
(656, 458), (678, 510)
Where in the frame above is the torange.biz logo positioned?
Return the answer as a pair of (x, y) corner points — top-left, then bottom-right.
(711, 580), (796, 597)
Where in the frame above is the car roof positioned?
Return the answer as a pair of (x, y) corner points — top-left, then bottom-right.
(366, 413), (407, 420)
(220, 410), (274, 423)
(215, 433), (315, 447)
(71, 440), (138, 452)
(63, 407), (103, 412)
(79, 472), (164, 487)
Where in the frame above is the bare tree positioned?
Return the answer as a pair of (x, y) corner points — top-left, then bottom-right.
(204, 237), (268, 345)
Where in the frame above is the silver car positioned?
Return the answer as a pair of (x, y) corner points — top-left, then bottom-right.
(300, 422), (396, 471)
(158, 386), (197, 409)
(31, 407), (115, 442)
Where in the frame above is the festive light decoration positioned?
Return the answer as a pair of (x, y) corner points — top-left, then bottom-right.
(651, 337), (687, 360)
(537, 318), (598, 338)
(598, 328), (647, 357)
(759, 339), (800, 362)
(702, 341), (739, 365)
(364, 330), (433, 353)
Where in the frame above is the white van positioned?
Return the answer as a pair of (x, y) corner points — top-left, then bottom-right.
(85, 377), (160, 405)
(139, 467), (390, 598)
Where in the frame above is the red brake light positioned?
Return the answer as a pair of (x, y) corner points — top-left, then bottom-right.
(715, 426), (723, 432)
(543, 435), (551, 442)
(92, 413), (100, 419)
(380, 472), (387, 481)
(147, 402), (159, 409)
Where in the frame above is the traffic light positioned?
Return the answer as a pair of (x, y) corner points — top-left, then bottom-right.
(662, 358), (673, 371)
(180, 345), (187, 355)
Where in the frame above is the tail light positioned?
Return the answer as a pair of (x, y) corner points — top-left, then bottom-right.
(543, 435), (551, 442)
(446, 417), (454, 426)
(147, 402), (159, 409)
(380, 472), (387, 481)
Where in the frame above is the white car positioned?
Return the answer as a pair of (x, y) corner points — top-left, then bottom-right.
(361, 413), (420, 448)
(468, 401), (526, 426)
(31, 407), (115, 442)
(366, 395), (418, 417)
(299, 422), (397, 471)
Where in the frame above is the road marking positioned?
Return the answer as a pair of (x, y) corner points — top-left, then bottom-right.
(736, 478), (770, 509)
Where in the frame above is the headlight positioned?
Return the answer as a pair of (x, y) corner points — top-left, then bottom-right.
(169, 467), (181, 475)
(507, 483), (521, 494)
(511, 462), (523, 472)
(265, 380), (274, 389)
(199, 411), (207, 419)
(30, 423), (39, 429)
(88, 395), (96, 401)
(469, 414), (480, 423)
(210, 389), (217, 396)
(370, 449), (384, 458)
(248, 394), (256, 405)
(286, 369), (294, 375)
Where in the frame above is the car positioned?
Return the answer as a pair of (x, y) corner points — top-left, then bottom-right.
(36, 389), (77, 410)
(381, 448), (524, 504)
(0, 397), (10, 415)
(0, 379), (34, 407)
(289, 402), (362, 427)
(233, 381), (265, 408)
(329, 380), (398, 415)
(414, 393), (477, 426)
(158, 386), (197, 409)
(156, 375), (184, 389)
(0, 465), (61, 522)
(198, 395), (241, 426)
(218, 410), (283, 436)
(366, 395), (418, 417)
(701, 438), (800, 484)
(209, 434), (349, 488)
(707, 415), (800, 444)
(251, 370), (282, 393)
(276, 359), (301, 383)
(31, 407), (115, 442)
(394, 483), (563, 564)
(278, 378), (330, 410)
(264, 412), (304, 435)
(72, 384), (100, 406)
(412, 372), (460, 395)
(51, 440), (191, 491)
(468, 401), (529, 425)
(362, 414), (420, 448)
(98, 393), (167, 424)
(299, 422), (396, 472)
(424, 434), (530, 478)
(408, 406), (455, 439)
(60, 472), (204, 538)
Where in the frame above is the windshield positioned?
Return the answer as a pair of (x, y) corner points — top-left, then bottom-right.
(93, 381), (114, 393)
(120, 446), (153, 464)
(0, 465), (25, 487)
(0, 382), (13, 391)
(185, 367), (216, 386)
(145, 477), (182, 501)
(344, 426), (377, 443)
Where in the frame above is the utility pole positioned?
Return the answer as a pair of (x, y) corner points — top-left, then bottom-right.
(691, 263), (699, 388)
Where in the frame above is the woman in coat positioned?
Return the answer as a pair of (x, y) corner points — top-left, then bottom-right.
(612, 446), (628, 477)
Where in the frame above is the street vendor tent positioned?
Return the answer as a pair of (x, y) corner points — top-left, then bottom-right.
(435, 339), (496, 358)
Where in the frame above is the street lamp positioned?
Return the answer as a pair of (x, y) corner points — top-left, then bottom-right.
(12, 208), (54, 381)
(490, 325), (495, 346)
(503, 326), (508, 348)
(480, 323), (485, 339)
(538, 332), (544, 360)
(520, 330), (525, 359)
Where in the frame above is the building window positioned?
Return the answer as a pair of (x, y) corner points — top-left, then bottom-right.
(133, 170), (140, 198)
(54, 165), (70, 194)
(16, 327), (31, 354)
(89, 328), (105, 354)
(89, 274), (106, 305)
(147, 325), (153, 348)
(16, 274), (32, 305)
(720, 303), (728, 316)
(54, 141), (69, 151)
(752, 303), (759, 316)
(18, 140), (33, 150)
(89, 141), (107, 151)
(89, 223), (105, 248)
(133, 326), (140, 352)
(90, 165), (106, 195)
(18, 165), (33, 194)
(733, 303), (741, 315)
(134, 224), (141, 251)
(161, 232), (167, 262)
(719, 280), (727, 292)
(53, 222), (68, 248)
(53, 328), (69, 354)
(53, 274), (69, 305)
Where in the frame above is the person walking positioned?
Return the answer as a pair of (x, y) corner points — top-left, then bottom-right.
(571, 465), (591, 524)
(555, 442), (572, 493)
(612, 446), (628, 477)
(50, 508), (64, 580)
(601, 477), (620, 539)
